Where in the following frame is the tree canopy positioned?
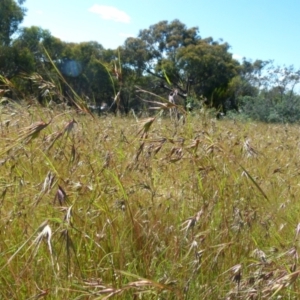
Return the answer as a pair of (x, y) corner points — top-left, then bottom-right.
(0, 0), (26, 46)
(1, 3), (300, 121)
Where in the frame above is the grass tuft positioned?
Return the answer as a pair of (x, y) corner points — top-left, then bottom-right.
(1, 100), (300, 298)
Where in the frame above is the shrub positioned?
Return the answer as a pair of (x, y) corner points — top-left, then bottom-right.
(238, 92), (300, 123)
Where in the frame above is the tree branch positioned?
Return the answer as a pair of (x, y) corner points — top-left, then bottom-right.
(146, 69), (188, 99)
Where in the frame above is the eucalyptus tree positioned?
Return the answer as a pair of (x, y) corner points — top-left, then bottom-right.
(54, 41), (117, 107)
(0, 0), (26, 46)
(0, 0), (27, 78)
(121, 19), (240, 112)
(175, 37), (239, 110)
(13, 26), (61, 70)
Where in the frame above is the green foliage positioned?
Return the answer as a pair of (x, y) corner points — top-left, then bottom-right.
(239, 92), (300, 123)
(0, 43), (35, 78)
(120, 38), (151, 76)
(177, 39), (239, 107)
(0, 0), (300, 118)
(122, 20), (241, 112)
(138, 19), (200, 61)
(0, 0), (26, 46)
(48, 41), (118, 106)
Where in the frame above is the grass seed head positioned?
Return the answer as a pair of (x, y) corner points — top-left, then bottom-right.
(55, 185), (67, 206)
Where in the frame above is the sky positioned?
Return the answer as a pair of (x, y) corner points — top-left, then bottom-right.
(21, 0), (300, 68)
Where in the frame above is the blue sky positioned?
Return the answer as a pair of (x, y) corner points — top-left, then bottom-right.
(21, 0), (300, 68)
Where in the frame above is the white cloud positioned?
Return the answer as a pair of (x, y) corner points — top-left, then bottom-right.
(88, 5), (130, 23)
(35, 10), (43, 15)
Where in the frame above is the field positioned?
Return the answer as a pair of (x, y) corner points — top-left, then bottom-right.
(1, 102), (300, 299)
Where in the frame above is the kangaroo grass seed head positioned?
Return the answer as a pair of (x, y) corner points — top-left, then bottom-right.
(63, 118), (77, 135)
(54, 185), (68, 206)
(42, 171), (55, 193)
(3, 99), (300, 298)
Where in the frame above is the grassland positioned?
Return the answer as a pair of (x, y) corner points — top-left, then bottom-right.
(1, 101), (300, 299)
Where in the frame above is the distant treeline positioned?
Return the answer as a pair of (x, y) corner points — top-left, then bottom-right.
(1, 0), (300, 122)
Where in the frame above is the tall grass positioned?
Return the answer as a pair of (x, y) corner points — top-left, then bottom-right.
(1, 99), (300, 299)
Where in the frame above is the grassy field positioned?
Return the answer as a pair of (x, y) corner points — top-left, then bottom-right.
(1, 101), (300, 299)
